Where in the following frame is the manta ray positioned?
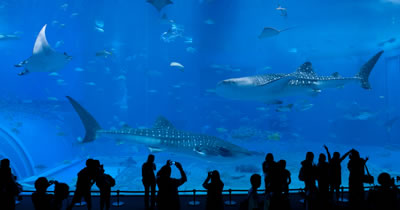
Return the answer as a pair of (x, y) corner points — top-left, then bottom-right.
(66, 96), (253, 159)
(147, 0), (173, 12)
(216, 51), (383, 103)
(258, 27), (293, 39)
(15, 24), (71, 76)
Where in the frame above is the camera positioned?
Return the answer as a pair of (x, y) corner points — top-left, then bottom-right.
(168, 160), (176, 165)
(396, 176), (400, 182)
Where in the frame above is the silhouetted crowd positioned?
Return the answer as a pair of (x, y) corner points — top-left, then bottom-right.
(0, 145), (399, 210)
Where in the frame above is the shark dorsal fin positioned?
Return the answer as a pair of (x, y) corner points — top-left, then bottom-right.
(296, 62), (316, 75)
(153, 116), (176, 130)
(33, 24), (53, 55)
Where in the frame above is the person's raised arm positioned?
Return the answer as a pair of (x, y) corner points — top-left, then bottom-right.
(175, 162), (187, 186)
(202, 172), (212, 189)
(340, 150), (351, 162)
(323, 145), (331, 162)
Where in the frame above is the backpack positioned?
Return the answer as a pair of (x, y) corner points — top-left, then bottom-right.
(105, 174), (115, 187)
(298, 166), (305, 181)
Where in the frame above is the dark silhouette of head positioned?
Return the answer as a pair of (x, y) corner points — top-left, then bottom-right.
(54, 182), (70, 200)
(306, 152), (314, 162)
(265, 153), (274, 162)
(147, 154), (155, 163)
(250, 174), (261, 189)
(333, 152), (340, 159)
(319, 153), (326, 163)
(378, 172), (392, 188)
(159, 165), (172, 178)
(86, 158), (95, 167)
(349, 149), (360, 160)
(1, 158), (10, 168)
(210, 170), (221, 183)
(278, 160), (286, 169)
(35, 177), (51, 193)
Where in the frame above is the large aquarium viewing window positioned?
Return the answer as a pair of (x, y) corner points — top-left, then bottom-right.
(0, 0), (399, 192)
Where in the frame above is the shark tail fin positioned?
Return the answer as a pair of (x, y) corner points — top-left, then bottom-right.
(66, 96), (101, 143)
(356, 50), (384, 89)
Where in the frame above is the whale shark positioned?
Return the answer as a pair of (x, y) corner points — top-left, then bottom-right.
(15, 24), (71, 76)
(66, 96), (253, 158)
(216, 51), (383, 103)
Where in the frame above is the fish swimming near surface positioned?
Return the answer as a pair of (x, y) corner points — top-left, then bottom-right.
(66, 96), (254, 159)
(14, 24), (71, 76)
(147, 0), (173, 12)
(216, 51), (383, 103)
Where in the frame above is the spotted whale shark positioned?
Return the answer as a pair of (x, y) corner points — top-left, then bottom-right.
(216, 51), (383, 103)
(66, 96), (253, 158)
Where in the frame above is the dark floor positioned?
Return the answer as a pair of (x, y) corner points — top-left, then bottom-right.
(16, 193), (352, 210)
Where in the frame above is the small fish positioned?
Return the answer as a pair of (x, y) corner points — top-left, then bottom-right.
(60, 3), (68, 11)
(256, 107), (268, 111)
(96, 50), (112, 58)
(86, 82), (96, 86)
(186, 47), (196, 53)
(47, 97), (59, 101)
(204, 19), (215, 25)
(276, 5), (287, 16)
(115, 75), (126, 80)
(147, 89), (158, 93)
(379, 95), (385, 99)
(55, 40), (64, 48)
(170, 62), (184, 71)
(172, 84), (181, 88)
(74, 67), (84, 72)
(35, 164), (47, 170)
(70, 13), (79, 18)
(276, 104), (293, 112)
(184, 37), (193, 44)
(95, 27), (104, 33)
(216, 127), (228, 133)
(95, 20), (104, 28)
(267, 132), (281, 141)
(48, 72), (59, 76)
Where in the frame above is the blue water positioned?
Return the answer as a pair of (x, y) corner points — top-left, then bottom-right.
(0, 0), (399, 191)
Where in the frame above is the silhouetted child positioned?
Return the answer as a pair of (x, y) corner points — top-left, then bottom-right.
(202, 170), (224, 210)
(323, 145), (350, 201)
(96, 165), (115, 210)
(32, 177), (54, 210)
(67, 159), (99, 210)
(248, 174), (262, 210)
(269, 160), (291, 210)
(142, 154), (156, 209)
(53, 181), (70, 210)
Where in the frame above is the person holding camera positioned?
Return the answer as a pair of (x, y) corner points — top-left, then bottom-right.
(156, 160), (187, 210)
(96, 164), (115, 210)
(203, 170), (224, 210)
(32, 177), (55, 210)
(367, 172), (399, 210)
(347, 149), (368, 209)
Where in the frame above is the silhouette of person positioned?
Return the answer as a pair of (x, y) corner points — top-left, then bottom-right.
(316, 153), (330, 208)
(347, 149), (368, 209)
(247, 174), (262, 210)
(202, 170), (224, 210)
(323, 145), (350, 201)
(269, 160), (291, 210)
(367, 172), (399, 210)
(0, 158), (21, 210)
(32, 177), (54, 210)
(96, 165), (115, 210)
(156, 160), (187, 210)
(262, 153), (276, 194)
(299, 152), (317, 210)
(142, 154), (156, 209)
(67, 159), (100, 210)
(52, 181), (70, 210)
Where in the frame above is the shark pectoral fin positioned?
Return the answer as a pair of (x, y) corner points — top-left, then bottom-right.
(148, 147), (163, 153)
